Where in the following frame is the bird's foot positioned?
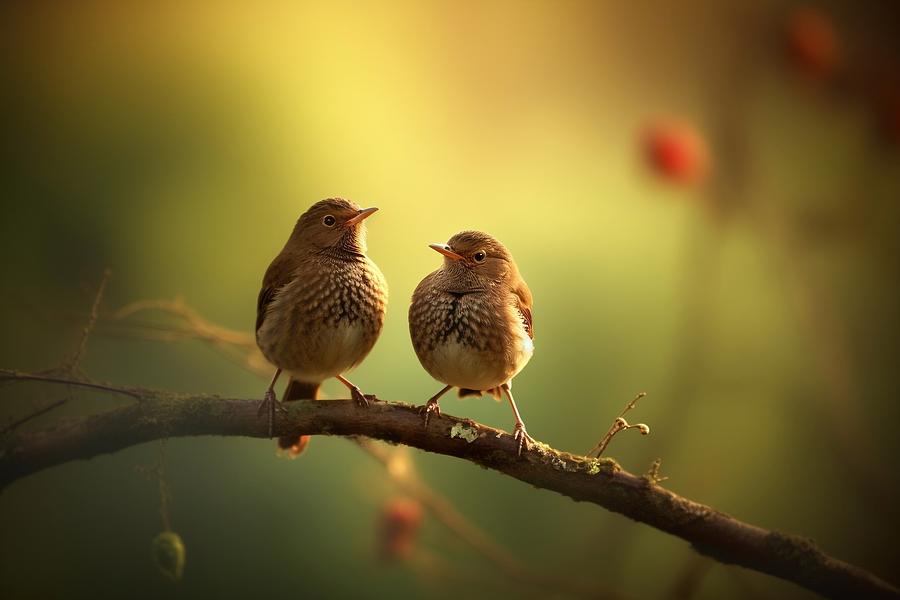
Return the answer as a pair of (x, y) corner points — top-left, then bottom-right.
(513, 423), (534, 457)
(419, 399), (442, 428)
(257, 387), (287, 438)
(350, 386), (375, 408)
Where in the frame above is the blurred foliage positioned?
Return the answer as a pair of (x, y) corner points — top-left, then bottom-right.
(1, 1), (899, 599)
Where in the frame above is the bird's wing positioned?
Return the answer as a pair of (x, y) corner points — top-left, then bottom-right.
(256, 253), (297, 333)
(512, 282), (534, 340)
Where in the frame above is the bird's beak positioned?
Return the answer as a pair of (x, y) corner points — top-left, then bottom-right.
(345, 207), (378, 227)
(429, 243), (464, 261)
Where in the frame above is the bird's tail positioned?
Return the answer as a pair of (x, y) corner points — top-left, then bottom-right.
(277, 378), (320, 455)
(458, 387), (503, 400)
(283, 379), (320, 402)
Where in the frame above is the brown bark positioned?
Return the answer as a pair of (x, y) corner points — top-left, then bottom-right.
(1, 387), (896, 600)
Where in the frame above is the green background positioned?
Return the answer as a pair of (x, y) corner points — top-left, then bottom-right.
(2, 1), (899, 598)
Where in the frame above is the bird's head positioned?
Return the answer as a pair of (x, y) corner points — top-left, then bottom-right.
(429, 230), (516, 288)
(290, 198), (378, 255)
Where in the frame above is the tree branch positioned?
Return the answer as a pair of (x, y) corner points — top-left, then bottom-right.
(353, 438), (619, 599)
(0, 383), (896, 599)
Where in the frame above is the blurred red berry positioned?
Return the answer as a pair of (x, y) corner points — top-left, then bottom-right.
(642, 120), (710, 185)
(378, 497), (423, 561)
(885, 95), (900, 145)
(786, 7), (840, 80)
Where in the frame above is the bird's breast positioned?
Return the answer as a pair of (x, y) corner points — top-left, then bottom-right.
(257, 258), (387, 379)
(409, 288), (532, 390)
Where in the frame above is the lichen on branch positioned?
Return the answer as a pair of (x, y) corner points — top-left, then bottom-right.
(0, 372), (896, 599)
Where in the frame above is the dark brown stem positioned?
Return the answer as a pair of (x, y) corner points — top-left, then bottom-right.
(2, 398), (68, 434)
(0, 369), (143, 400)
(0, 383), (895, 599)
(63, 269), (111, 375)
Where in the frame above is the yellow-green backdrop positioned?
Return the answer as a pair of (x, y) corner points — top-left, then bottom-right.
(2, 1), (899, 598)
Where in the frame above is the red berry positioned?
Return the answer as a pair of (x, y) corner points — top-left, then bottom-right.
(378, 497), (423, 561)
(786, 7), (840, 80)
(642, 120), (710, 185)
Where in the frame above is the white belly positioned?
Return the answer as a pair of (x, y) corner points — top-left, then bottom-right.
(429, 326), (533, 390)
(289, 321), (369, 382)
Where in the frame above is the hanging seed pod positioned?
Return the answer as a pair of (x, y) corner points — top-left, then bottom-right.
(152, 531), (186, 582)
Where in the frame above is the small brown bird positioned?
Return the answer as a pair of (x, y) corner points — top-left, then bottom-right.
(408, 231), (535, 454)
(256, 198), (388, 449)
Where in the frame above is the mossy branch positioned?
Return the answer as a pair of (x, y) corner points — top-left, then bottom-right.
(0, 377), (896, 599)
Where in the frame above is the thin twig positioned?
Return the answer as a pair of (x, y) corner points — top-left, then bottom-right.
(60, 269), (111, 377)
(587, 392), (650, 457)
(111, 299), (270, 377)
(157, 440), (172, 532)
(2, 398), (68, 434)
(134, 440), (173, 532)
(0, 369), (143, 400)
(114, 298), (259, 349)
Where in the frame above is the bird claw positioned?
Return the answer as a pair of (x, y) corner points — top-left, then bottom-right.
(351, 387), (374, 408)
(257, 388), (286, 438)
(419, 400), (442, 428)
(513, 423), (534, 457)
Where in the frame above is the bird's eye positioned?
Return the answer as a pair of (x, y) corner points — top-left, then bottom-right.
(473, 251), (486, 263)
(323, 215), (336, 227)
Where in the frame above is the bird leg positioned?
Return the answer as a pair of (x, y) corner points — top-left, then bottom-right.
(501, 383), (533, 456)
(257, 368), (288, 438)
(336, 374), (376, 408)
(419, 384), (452, 428)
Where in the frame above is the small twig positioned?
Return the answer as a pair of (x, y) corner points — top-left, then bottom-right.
(0, 369), (143, 400)
(157, 440), (172, 532)
(621, 392), (646, 416)
(134, 441), (173, 532)
(644, 457), (669, 485)
(112, 298), (271, 377)
(587, 392), (651, 457)
(2, 398), (68, 434)
(59, 269), (111, 378)
(114, 298), (258, 349)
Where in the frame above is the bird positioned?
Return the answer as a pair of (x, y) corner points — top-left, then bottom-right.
(255, 197), (388, 451)
(408, 230), (535, 455)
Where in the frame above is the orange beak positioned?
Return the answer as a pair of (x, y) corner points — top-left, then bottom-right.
(345, 206), (378, 227)
(429, 243), (464, 261)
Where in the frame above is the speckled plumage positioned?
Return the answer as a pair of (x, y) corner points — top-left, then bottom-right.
(257, 251), (387, 382)
(409, 268), (531, 393)
(408, 231), (535, 454)
(255, 198), (387, 445)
